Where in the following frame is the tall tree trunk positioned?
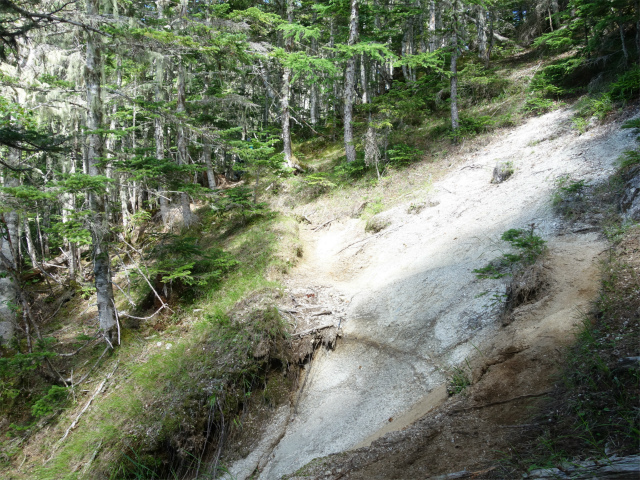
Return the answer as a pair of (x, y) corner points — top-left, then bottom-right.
(477, 6), (488, 63)
(85, 0), (117, 340)
(450, 0), (460, 133)
(176, 59), (194, 227)
(486, 9), (495, 68)
(310, 24), (319, 126)
(551, 0), (559, 29)
(360, 53), (369, 103)
(0, 149), (20, 344)
(63, 130), (79, 280)
(618, 20), (628, 65)
(344, 0), (359, 163)
(330, 17), (338, 140)
(428, 0), (437, 52)
(155, 57), (169, 226)
(282, 0), (294, 168)
(203, 141), (216, 190)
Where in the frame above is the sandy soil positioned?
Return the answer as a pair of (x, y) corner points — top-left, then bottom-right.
(227, 106), (640, 480)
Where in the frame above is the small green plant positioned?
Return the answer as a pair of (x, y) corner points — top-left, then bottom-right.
(551, 175), (589, 215)
(617, 149), (640, 170)
(361, 196), (385, 219)
(572, 117), (588, 134)
(523, 96), (555, 115)
(387, 144), (422, 166)
(473, 227), (547, 280)
(80, 284), (96, 299)
(447, 361), (472, 395)
(31, 385), (69, 418)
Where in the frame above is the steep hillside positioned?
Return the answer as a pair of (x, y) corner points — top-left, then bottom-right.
(222, 103), (639, 479)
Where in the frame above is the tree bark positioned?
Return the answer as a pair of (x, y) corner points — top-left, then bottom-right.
(85, 0), (117, 340)
(450, 0), (460, 133)
(176, 59), (195, 227)
(477, 6), (488, 64)
(0, 149), (20, 344)
(344, 0), (359, 163)
(429, 0), (437, 52)
(281, 0), (295, 168)
(203, 141), (216, 190)
(155, 57), (169, 227)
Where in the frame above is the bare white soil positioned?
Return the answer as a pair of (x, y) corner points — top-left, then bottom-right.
(228, 106), (640, 480)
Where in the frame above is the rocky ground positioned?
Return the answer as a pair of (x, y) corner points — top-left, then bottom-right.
(226, 106), (640, 480)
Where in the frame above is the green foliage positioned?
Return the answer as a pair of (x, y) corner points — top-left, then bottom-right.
(552, 175), (589, 214)
(522, 96), (556, 115)
(447, 360), (472, 396)
(532, 27), (575, 53)
(46, 212), (93, 246)
(474, 228), (547, 279)
(333, 158), (368, 179)
(31, 385), (69, 418)
(0, 339), (56, 406)
(460, 64), (511, 101)
(147, 235), (238, 298)
(55, 173), (113, 195)
(609, 66), (640, 102)
(387, 144), (422, 166)
(617, 150), (640, 170)
(448, 115), (495, 141)
(214, 185), (270, 220)
(80, 284), (97, 299)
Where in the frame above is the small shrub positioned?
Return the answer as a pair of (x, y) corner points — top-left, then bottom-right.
(31, 385), (69, 418)
(608, 66), (640, 102)
(447, 361), (472, 395)
(552, 175), (589, 216)
(333, 158), (368, 179)
(473, 227), (547, 280)
(449, 115), (495, 140)
(523, 96), (555, 115)
(572, 117), (588, 134)
(387, 144), (422, 166)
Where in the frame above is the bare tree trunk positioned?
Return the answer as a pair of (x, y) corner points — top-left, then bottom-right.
(486, 9), (495, 68)
(450, 0), (460, 133)
(203, 142), (216, 190)
(618, 20), (629, 65)
(282, 0), (295, 168)
(85, 0), (117, 340)
(429, 0), (436, 52)
(310, 25), (319, 126)
(23, 217), (39, 274)
(477, 6), (488, 64)
(0, 149), (20, 344)
(360, 53), (369, 104)
(344, 0), (359, 163)
(330, 18), (338, 140)
(176, 59), (195, 227)
(62, 136), (79, 280)
(155, 57), (169, 226)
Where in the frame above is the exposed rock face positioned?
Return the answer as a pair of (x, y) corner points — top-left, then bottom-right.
(491, 161), (514, 183)
(620, 165), (640, 221)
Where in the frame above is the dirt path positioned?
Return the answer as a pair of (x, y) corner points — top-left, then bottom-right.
(228, 107), (639, 480)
